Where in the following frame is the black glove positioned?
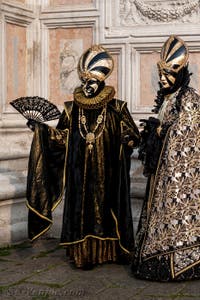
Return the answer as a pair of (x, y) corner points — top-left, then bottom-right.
(138, 117), (161, 177)
(26, 119), (38, 132)
(121, 129), (134, 146)
(140, 117), (160, 132)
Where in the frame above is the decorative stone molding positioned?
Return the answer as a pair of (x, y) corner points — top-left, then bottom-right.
(129, 43), (200, 117)
(41, 0), (99, 14)
(120, 0), (200, 25)
(40, 19), (99, 103)
(1, 1), (35, 26)
(0, 3), (35, 124)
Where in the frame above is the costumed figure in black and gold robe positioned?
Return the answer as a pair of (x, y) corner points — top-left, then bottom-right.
(132, 35), (200, 281)
(27, 45), (140, 269)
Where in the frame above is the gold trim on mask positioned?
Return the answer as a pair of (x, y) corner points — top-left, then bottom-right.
(79, 71), (101, 81)
(158, 35), (189, 74)
(78, 44), (114, 82)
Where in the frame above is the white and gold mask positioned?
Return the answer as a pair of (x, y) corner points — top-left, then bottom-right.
(78, 45), (114, 97)
(157, 35), (189, 89)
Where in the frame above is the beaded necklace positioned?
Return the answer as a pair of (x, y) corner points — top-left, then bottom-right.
(78, 106), (107, 153)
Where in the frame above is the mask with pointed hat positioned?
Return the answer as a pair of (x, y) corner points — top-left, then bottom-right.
(78, 45), (114, 97)
(157, 35), (189, 91)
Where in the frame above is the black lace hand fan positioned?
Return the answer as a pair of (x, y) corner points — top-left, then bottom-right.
(10, 96), (61, 122)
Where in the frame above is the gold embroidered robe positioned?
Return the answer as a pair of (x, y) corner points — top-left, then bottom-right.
(134, 87), (200, 281)
(27, 86), (140, 267)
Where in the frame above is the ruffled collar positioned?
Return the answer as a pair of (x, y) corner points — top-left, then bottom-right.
(73, 86), (115, 109)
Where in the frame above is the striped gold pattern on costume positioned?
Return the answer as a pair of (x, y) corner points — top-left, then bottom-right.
(66, 238), (117, 268)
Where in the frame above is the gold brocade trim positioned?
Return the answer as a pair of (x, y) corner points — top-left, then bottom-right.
(111, 209), (130, 254)
(66, 238), (117, 268)
(143, 242), (200, 262)
(119, 120), (125, 159)
(170, 250), (200, 279)
(31, 224), (51, 241)
(121, 101), (126, 111)
(147, 128), (170, 212)
(174, 258), (200, 278)
(139, 244), (200, 279)
(170, 253), (175, 279)
(119, 144), (123, 160)
(26, 201), (52, 224)
(81, 145), (89, 233)
(27, 126), (70, 242)
(60, 234), (118, 246)
(64, 105), (70, 121)
(26, 201), (52, 241)
(60, 210), (130, 255)
(147, 175), (155, 212)
(139, 128), (171, 261)
(73, 86), (115, 109)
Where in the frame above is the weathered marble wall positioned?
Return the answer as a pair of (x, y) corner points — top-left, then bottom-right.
(1, 0), (200, 246)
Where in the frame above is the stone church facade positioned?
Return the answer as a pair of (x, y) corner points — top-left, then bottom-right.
(0, 0), (200, 246)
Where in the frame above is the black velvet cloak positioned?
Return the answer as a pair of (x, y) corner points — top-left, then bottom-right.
(27, 86), (140, 266)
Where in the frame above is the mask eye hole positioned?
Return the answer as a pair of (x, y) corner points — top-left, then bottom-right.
(173, 64), (179, 70)
(88, 79), (97, 85)
(162, 69), (172, 75)
(80, 78), (86, 84)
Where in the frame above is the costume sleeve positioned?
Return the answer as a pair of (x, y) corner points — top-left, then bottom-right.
(179, 88), (199, 122)
(166, 88), (200, 172)
(120, 102), (140, 148)
(111, 101), (139, 252)
(27, 110), (70, 241)
(47, 109), (70, 146)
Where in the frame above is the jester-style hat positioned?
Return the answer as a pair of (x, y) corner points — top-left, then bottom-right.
(78, 45), (114, 81)
(157, 35), (189, 74)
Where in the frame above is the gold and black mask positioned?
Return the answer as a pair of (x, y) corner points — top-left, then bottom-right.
(77, 45), (114, 97)
(157, 35), (189, 89)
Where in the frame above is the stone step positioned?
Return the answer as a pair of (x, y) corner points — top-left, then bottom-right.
(0, 171), (27, 200)
(0, 149), (146, 245)
(0, 157), (29, 173)
(0, 198), (28, 246)
(0, 128), (32, 161)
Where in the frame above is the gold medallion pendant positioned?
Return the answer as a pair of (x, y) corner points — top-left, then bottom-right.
(86, 132), (95, 152)
(86, 132), (95, 144)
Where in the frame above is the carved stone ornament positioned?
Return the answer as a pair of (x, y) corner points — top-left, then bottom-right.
(120, 0), (200, 25)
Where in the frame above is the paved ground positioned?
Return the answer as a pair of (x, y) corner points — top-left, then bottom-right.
(0, 238), (199, 300)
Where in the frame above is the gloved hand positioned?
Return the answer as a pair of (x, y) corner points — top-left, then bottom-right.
(140, 117), (160, 132)
(121, 129), (134, 147)
(138, 117), (162, 176)
(26, 119), (38, 132)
